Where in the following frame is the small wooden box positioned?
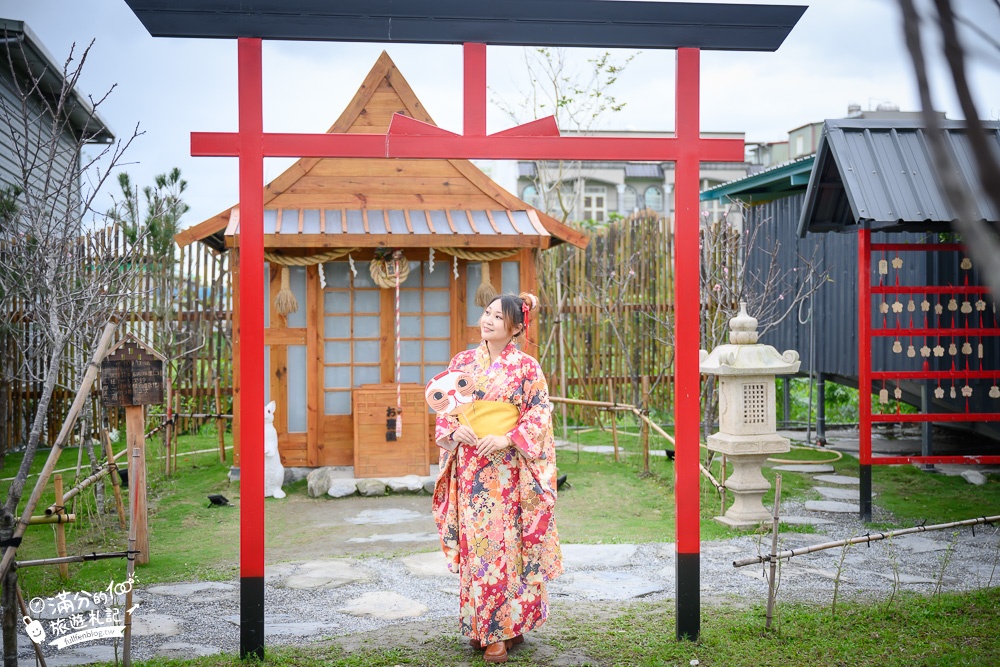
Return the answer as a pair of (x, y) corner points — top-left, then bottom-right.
(353, 384), (429, 478)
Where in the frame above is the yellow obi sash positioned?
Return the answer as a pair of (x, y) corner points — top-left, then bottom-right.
(459, 400), (519, 438)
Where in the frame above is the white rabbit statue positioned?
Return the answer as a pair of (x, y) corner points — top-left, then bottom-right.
(263, 401), (286, 499)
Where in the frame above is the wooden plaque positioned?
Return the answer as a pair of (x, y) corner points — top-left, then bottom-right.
(100, 335), (165, 407)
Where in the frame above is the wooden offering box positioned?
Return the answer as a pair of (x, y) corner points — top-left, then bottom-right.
(353, 384), (429, 478)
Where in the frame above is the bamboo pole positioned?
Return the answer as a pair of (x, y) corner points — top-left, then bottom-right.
(0, 320), (117, 582)
(27, 514), (75, 525)
(556, 272), (568, 441)
(172, 386), (180, 475)
(16, 585), (47, 667)
(215, 377), (226, 462)
(765, 474), (782, 631)
(606, 377), (619, 462)
(164, 378), (173, 477)
(53, 475), (69, 579)
(641, 375), (650, 475)
(15, 551), (130, 568)
(44, 456), (118, 515)
(734, 514), (1000, 568)
(103, 428), (127, 530)
(123, 447), (139, 667)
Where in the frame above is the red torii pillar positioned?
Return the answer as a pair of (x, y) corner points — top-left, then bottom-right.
(193, 39), (742, 657)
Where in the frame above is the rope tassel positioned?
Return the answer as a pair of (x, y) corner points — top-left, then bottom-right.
(475, 262), (497, 307)
(274, 267), (299, 316)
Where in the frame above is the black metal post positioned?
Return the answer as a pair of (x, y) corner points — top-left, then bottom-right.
(860, 464), (872, 522)
(816, 373), (826, 444)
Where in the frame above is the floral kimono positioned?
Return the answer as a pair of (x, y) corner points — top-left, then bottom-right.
(432, 341), (563, 646)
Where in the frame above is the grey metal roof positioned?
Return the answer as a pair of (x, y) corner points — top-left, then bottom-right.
(798, 118), (1000, 236)
(624, 163), (663, 179)
(0, 19), (115, 144)
(226, 208), (550, 248)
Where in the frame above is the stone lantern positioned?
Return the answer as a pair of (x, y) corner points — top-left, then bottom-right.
(699, 302), (800, 528)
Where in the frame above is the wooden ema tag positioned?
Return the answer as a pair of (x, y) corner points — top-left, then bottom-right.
(101, 335), (165, 407)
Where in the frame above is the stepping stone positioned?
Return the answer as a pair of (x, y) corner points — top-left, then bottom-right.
(43, 644), (118, 666)
(340, 591), (429, 619)
(280, 560), (369, 589)
(561, 544), (637, 569)
(868, 571), (937, 584)
(895, 536), (949, 554)
(145, 582), (236, 598)
(778, 515), (834, 526)
(773, 464), (835, 473)
(266, 621), (340, 636)
(554, 571), (664, 600)
(423, 478), (437, 494)
(347, 532), (439, 543)
(155, 642), (223, 659)
(401, 551), (451, 577)
(814, 486), (868, 501)
(131, 613), (183, 636)
(813, 474), (859, 485)
(805, 500), (860, 513)
(345, 508), (426, 525)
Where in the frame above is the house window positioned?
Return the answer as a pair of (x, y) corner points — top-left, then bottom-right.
(795, 135), (804, 156)
(322, 261), (381, 415)
(583, 185), (606, 223)
(622, 186), (638, 213)
(644, 186), (663, 212)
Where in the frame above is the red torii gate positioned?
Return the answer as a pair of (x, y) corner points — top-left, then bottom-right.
(125, 0), (804, 658)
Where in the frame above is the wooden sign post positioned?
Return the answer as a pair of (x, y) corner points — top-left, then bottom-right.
(101, 334), (165, 567)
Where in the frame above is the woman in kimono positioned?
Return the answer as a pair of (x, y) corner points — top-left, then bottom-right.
(431, 292), (563, 664)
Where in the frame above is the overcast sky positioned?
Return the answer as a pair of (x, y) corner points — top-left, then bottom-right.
(2, 0), (999, 229)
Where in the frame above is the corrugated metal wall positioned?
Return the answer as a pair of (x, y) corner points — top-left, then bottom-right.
(745, 194), (1000, 428)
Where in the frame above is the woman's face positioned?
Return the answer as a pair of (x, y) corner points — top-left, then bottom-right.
(480, 300), (513, 344)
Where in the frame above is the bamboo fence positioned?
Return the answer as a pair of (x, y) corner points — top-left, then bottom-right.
(0, 224), (233, 454)
(536, 210), (740, 426)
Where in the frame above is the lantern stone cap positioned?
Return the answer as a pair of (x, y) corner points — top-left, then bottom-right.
(699, 302), (801, 376)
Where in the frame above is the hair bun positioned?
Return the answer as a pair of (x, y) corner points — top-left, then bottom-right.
(518, 292), (539, 312)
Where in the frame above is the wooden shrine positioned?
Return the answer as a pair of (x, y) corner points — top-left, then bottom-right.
(176, 52), (587, 475)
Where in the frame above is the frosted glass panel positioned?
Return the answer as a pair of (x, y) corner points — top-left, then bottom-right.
(502, 262), (520, 294)
(401, 340), (421, 359)
(424, 260), (449, 287)
(466, 263), (482, 325)
(354, 291), (380, 313)
(401, 366), (421, 383)
(354, 316), (380, 337)
(424, 364), (447, 384)
(286, 345), (307, 432)
(324, 291), (349, 312)
(324, 316), (350, 338)
(264, 263), (270, 328)
(286, 267), (307, 327)
(325, 391), (350, 415)
(324, 365), (350, 389)
(424, 340), (451, 363)
(400, 291), (421, 313)
(355, 366), (380, 386)
(264, 346), (270, 403)
(424, 316), (450, 334)
(354, 341), (380, 363)
(354, 262), (375, 288)
(424, 291), (449, 312)
(401, 316), (421, 336)
(325, 341), (350, 361)
(324, 262), (351, 288)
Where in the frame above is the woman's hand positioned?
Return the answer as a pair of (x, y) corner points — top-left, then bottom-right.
(452, 425), (478, 446)
(476, 434), (513, 457)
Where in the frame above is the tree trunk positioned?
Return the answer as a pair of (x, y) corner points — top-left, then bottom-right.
(0, 514), (17, 667)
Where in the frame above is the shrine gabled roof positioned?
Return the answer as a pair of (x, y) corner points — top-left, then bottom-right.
(175, 51), (587, 252)
(798, 118), (1000, 236)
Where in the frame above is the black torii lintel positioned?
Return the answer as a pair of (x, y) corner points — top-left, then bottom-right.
(122, 0), (805, 51)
